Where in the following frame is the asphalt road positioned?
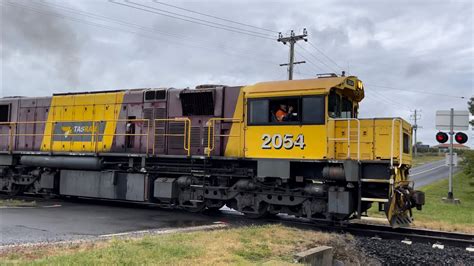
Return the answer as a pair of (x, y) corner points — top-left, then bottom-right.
(0, 199), (226, 246)
(409, 159), (457, 189)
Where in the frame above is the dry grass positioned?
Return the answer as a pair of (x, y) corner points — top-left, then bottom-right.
(359, 215), (474, 234)
(0, 225), (374, 265)
(411, 220), (474, 234)
(0, 199), (36, 207)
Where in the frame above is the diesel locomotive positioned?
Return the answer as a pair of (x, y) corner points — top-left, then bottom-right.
(0, 75), (424, 227)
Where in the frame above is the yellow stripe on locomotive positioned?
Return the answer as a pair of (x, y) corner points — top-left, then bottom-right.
(41, 91), (125, 153)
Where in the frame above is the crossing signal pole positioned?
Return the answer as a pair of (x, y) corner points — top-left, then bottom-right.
(278, 29), (308, 80)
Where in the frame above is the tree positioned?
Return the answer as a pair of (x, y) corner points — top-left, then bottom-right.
(469, 97), (474, 126)
(467, 98), (474, 185)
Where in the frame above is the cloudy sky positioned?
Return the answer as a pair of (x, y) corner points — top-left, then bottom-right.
(1, 0), (473, 146)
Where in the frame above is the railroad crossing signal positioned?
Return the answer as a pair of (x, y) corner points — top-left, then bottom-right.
(436, 131), (468, 144)
(435, 131), (468, 144)
(435, 132), (448, 143)
(435, 108), (468, 204)
(454, 132), (468, 144)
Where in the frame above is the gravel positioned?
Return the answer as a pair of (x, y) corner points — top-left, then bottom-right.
(357, 236), (474, 265)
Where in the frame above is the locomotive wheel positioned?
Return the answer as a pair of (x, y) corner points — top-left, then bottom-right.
(243, 203), (269, 219)
(7, 184), (23, 196)
(182, 201), (206, 213)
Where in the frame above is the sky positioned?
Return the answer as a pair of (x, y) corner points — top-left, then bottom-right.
(1, 0), (473, 146)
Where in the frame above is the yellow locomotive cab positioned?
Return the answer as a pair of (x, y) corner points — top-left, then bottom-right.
(225, 76), (424, 227)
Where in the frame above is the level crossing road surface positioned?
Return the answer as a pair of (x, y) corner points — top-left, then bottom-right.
(0, 199), (229, 246)
(409, 159), (458, 189)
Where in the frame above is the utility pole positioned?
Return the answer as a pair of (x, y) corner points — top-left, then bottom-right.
(278, 29), (308, 80)
(410, 109), (421, 157)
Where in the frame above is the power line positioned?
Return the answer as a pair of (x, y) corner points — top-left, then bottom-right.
(294, 50), (325, 73)
(364, 90), (412, 111)
(366, 84), (466, 99)
(369, 89), (413, 109)
(32, 0), (275, 61)
(151, 0), (278, 34)
(307, 40), (344, 71)
(297, 43), (339, 73)
(32, 0), (207, 43)
(293, 70), (316, 78)
(108, 0), (276, 40)
(3, 1), (281, 66)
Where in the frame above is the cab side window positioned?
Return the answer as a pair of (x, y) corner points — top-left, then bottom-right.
(302, 96), (325, 124)
(248, 99), (269, 124)
(269, 98), (299, 123)
(328, 90), (341, 118)
(248, 96), (324, 125)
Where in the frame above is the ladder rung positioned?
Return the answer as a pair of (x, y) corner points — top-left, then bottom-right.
(361, 197), (389, 203)
(361, 179), (391, 183)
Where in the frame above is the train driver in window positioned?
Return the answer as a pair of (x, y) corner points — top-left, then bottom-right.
(275, 104), (294, 122)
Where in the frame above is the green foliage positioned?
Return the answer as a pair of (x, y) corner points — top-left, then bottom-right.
(24, 236), (202, 265)
(234, 243), (272, 261)
(415, 172), (474, 225)
(460, 150), (474, 180)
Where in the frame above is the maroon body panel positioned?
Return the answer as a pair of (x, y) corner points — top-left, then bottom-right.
(1, 85), (242, 157)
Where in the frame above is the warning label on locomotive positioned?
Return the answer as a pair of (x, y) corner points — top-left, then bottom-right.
(53, 121), (106, 142)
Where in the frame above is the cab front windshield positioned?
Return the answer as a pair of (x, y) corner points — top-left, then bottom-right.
(328, 90), (357, 118)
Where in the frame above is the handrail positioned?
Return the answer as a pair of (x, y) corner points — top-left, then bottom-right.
(390, 118), (403, 168)
(328, 118), (360, 161)
(153, 118), (191, 156)
(0, 119), (150, 153)
(205, 118), (243, 157)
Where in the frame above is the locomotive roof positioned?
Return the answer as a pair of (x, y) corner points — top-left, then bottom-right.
(244, 76), (364, 101)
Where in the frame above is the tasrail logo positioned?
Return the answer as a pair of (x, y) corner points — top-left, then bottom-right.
(53, 121), (106, 142)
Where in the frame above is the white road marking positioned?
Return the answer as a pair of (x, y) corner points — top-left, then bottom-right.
(410, 164), (446, 177)
(0, 204), (61, 209)
(99, 223), (227, 238)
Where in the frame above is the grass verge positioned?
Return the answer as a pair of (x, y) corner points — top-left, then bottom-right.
(412, 154), (444, 167)
(0, 225), (373, 265)
(368, 172), (474, 233)
(0, 199), (36, 207)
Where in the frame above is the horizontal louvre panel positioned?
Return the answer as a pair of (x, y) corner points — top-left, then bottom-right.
(168, 123), (186, 149)
(190, 127), (201, 148)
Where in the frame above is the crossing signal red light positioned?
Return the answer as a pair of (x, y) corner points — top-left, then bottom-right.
(455, 132), (468, 144)
(436, 132), (448, 143)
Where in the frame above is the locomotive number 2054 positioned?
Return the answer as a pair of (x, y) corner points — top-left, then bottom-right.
(261, 134), (306, 150)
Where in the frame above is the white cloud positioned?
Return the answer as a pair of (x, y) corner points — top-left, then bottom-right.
(1, 0), (473, 147)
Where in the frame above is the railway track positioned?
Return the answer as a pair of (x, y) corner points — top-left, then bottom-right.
(264, 214), (474, 249)
(2, 194), (473, 249)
